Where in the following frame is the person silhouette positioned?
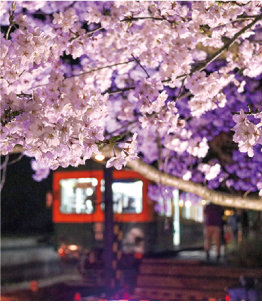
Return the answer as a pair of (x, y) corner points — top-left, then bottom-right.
(123, 197), (136, 213)
(204, 202), (224, 262)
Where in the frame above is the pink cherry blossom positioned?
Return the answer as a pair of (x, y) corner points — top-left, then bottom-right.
(0, 0), (262, 201)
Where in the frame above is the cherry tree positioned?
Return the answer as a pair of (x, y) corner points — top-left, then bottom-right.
(1, 1), (262, 210)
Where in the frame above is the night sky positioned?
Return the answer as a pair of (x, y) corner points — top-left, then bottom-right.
(1, 154), (53, 235)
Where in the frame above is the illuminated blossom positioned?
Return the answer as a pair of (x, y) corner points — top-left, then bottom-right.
(0, 1), (262, 199)
(31, 159), (50, 182)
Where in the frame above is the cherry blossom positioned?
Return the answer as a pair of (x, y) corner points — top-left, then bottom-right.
(31, 159), (50, 182)
(198, 163), (221, 181)
(106, 151), (128, 170)
(1, 1), (262, 203)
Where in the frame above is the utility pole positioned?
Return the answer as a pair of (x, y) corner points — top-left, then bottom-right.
(103, 166), (114, 296)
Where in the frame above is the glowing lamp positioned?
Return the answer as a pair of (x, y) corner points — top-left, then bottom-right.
(179, 200), (184, 207)
(185, 200), (192, 207)
(68, 244), (78, 251)
(95, 154), (105, 161)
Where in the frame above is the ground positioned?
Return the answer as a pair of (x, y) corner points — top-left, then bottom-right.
(1, 283), (105, 301)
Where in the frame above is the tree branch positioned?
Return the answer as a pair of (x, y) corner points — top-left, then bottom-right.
(7, 153), (24, 165)
(3, 144), (262, 210)
(87, 26), (104, 36)
(66, 59), (135, 79)
(131, 54), (150, 78)
(194, 14), (262, 73)
(99, 145), (262, 211)
(104, 16), (262, 97)
(121, 16), (171, 23)
(103, 86), (136, 96)
(1, 154), (9, 191)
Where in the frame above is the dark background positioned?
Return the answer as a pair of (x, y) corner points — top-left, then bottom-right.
(1, 154), (53, 236)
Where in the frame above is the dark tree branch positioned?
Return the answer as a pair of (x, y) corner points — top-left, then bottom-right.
(193, 14), (262, 73)
(131, 54), (150, 78)
(66, 59), (135, 79)
(1, 154), (9, 191)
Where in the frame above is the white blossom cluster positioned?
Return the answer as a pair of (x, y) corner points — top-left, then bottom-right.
(232, 109), (262, 158)
(0, 0), (262, 175)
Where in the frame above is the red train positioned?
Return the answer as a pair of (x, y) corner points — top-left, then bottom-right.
(52, 160), (204, 261)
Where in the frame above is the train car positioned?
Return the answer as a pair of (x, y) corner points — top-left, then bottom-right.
(52, 160), (204, 262)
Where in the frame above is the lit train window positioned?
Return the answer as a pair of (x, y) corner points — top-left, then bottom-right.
(60, 178), (98, 214)
(181, 201), (204, 222)
(101, 179), (143, 214)
(156, 198), (173, 217)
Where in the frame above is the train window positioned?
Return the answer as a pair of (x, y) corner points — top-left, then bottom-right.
(60, 178), (98, 214)
(101, 179), (143, 214)
(156, 198), (173, 217)
(181, 201), (204, 222)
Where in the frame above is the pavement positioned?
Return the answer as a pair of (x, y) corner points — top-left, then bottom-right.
(0, 235), (239, 299)
(1, 236), (59, 267)
(1, 271), (81, 293)
(1, 245), (226, 293)
(177, 244), (227, 262)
